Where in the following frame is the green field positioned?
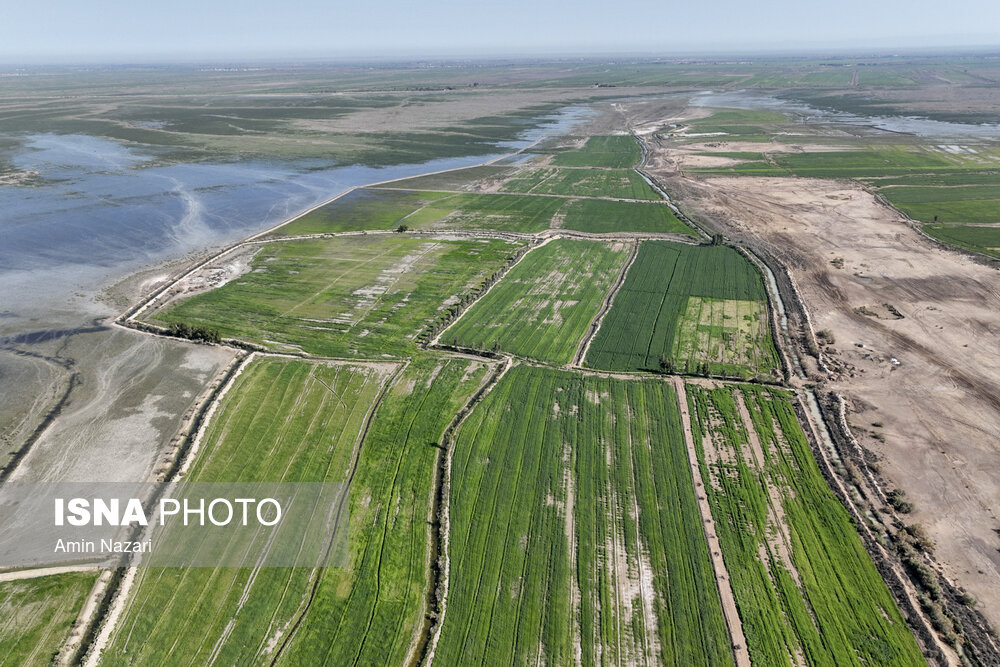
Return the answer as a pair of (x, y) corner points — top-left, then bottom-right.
(0, 572), (97, 666)
(378, 165), (513, 191)
(401, 192), (567, 232)
(922, 224), (1000, 259)
(435, 366), (733, 666)
(274, 356), (488, 665)
(268, 188), (452, 237)
(686, 384), (925, 666)
(101, 358), (391, 665)
(550, 135), (641, 168)
(102, 356), (489, 666)
(151, 234), (523, 358)
(443, 239), (630, 364)
(499, 167), (660, 200)
(585, 241), (780, 379)
(561, 199), (696, 235)
(695, 146), (970, 178)
(879, 185), (1000, 224)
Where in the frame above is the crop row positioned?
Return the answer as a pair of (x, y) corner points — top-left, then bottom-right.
(443, 239), (631, 364)
(585, 241), (779, 379)
(685, 383), (925, 666)
(435, 365), (733, 665)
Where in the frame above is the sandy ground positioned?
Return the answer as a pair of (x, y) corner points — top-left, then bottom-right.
(652, 159), (1000, 629)
(7, 328), (235, 483)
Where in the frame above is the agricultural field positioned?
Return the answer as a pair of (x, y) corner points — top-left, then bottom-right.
(0, 571), (97, 666)
(272, 356), (489, 665)
(150, 234), (523, 358)
(681, 109), (788, 143)
(877, 184), (1000, 224)
(685, 383), (925, 666)
(499, 167), (660, 200)
(399, 192), (567, 232)
(550, 135), (641, 168)
(561, 198), (695, 235)
(378, 165), (513, 192)
(102, 356), (489, 665)
(922, 224), (1000, 259)
(101, 358), (391, 665)
(267, 188), (453, 237)
(442, 239), (631, 364)
(585, 241), (780, 380)
(436, 365), (733, 666)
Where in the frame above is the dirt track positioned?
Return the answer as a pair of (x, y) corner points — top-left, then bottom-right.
(649, 160), (1000, 629)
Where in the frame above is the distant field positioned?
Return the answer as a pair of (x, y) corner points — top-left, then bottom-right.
(268, 188), (452, 237)
(402, 192), (567, 232)
(922, 224), (1000, 259)
(686, 383), (925, 666)
(586, 241), (779, 379)
(499, 167), (660, 200)
(561, 198), (695, 235)
(695, 146), (968, 178)
(378, 165), (513, 191)
(436, 366), (733, 666)
(0, 572), (97, 666)
(551, 135), (641, 168)
(151, 234), (523, 358)
(879, 185), (1000, 224)
(443, 239), (630, 364)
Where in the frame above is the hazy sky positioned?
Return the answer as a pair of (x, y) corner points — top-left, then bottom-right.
(1, 0), (998, 62)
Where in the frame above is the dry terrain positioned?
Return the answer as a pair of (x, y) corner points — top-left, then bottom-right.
(647, 140), (1000, 629)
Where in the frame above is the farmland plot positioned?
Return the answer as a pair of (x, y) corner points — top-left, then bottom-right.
(401, 192), (567, 232)
(151, 234), (523, 358)
(586, 241), (780, 379)
(550, 135), (641, 168)
(102, 356), (489, 666)
(435, 366), (733, 666)
(267, 188), (452, 237)
(686, 383), (924, 666)
(443, 239), (630, 364)
(561, 199), (695, 235)
(499, 167), (660, 200)
(275, 356), (489, 665)
(101, 358), (392, 665)
(0, 572), (98, 666)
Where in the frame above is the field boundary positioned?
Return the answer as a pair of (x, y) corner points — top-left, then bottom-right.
(572, 239), (639, 366)
(417, 356), (513, 667)
(672, 377), (751, 667)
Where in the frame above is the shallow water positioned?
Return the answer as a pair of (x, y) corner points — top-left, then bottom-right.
(0, 104), (590, 335)
(691, 90), (1000, 140)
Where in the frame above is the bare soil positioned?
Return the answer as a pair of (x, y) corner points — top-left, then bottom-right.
(651, 155), (1000, 629)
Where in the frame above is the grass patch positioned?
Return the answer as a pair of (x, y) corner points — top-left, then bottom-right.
(436, 366), (733, 665)
(0, 571), (97, 666)
(585, 241), (779, 379)
(550, 135), (640, 168)
(151, 234), (523, 358)
(561, 199), (695, 235)
(443, 239), (630, 363)
(687, 384), (925, 666)
(269, 188), (452, 237)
